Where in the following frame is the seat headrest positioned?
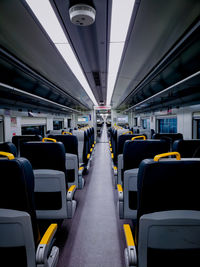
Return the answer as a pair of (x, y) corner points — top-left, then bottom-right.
(20, 141), (66, 173)
(123, 139), (170, 170)
(48, 134), (78, 155)
(0, 157), (39, 244)
(152, 133), (183, 141)
(12, 135), (42, 155)
(137, 159), (200, 219)
(117, 135), (135, 155)
(117, 134), (148, 155)
(73, 130), (85, 141)
(0, 142), (17, 157)
(173, 139), (200, 158)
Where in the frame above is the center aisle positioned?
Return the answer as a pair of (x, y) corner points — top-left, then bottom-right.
(56, 124), (129, 267)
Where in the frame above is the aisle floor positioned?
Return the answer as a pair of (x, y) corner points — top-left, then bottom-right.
(56, 125), (131, 267)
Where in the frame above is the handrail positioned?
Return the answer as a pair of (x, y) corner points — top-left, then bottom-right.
(131, 135), (146, 141)
(0, 151), (15, 160)
(62, 131), (72, 135)
(154, 152), (181, 161)
(122, 131), (133, 135)
(42, 138), (57, 143)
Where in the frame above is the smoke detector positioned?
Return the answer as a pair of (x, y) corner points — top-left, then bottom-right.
(69, 4), (96, 26)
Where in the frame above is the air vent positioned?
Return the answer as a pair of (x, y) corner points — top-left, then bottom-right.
(92, 71), (101, 86)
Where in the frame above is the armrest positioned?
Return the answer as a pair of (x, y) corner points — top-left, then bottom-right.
(36, 224), (58, 264)
(123, 224), (137, 266)
(118, 154), (124, 170)
(117, 184), (123, 201)
(67, 185), (77, 201)
(113, 165), (118, 176)
(117, 154), (123, 185)
(78, 166), (84, 176)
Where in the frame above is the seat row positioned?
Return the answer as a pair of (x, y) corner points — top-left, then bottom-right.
(108, 129), (200, 266)
(0, 127), (96, 267)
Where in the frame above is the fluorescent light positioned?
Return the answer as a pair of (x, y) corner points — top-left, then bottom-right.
(26, 0), (66, 43)
(107, 43), (124, 105)
(107, 0), (135, 105)
(25, 0), (98, 106)
(56, 44), (98, 105)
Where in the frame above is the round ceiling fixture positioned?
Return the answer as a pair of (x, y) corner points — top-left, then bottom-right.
(69, 4), (96, 26)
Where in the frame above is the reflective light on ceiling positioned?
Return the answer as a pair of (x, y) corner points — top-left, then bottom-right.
(107, 0), (135, 106)
(25, 0), (98, 106)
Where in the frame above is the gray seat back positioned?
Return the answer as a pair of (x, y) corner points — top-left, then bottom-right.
(138, 210), (200, 267)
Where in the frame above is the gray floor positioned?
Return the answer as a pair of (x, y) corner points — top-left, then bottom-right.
(56, 124), (131, 267)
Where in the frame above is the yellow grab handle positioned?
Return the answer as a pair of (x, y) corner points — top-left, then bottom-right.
(40, 224), (57, 245)
(117, 184), (123, 193)
(68, 185), (76, 192)
(122, 131), (133, 135)
(123, 224), (135, 247)
(42, 138), (57, 143)
(87, 153), (90, 160)
(62, 131), (72, 135)
(0, 151), (15, 160)
(131, 135), (146, 141)
(154, 152), (181, 162)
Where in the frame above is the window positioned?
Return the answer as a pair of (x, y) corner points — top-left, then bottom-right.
(158, 118), (177, 133)
(22, 125), (45, 136)
(68, 119), (71, 128)
(141, 118), (150, 129)
(0, 119), (4, 142)
(53, 120), (63, 130)
(197, 120), (200, 139)
(134, 117), (137, 127)
(193, 119), (200, 139)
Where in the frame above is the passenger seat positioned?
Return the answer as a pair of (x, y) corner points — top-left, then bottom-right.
(20, 140), (77, 219)
(0, 142), (17, 157)
(172, 139), (200, 157)
(49, 134), (84, 189)
(123, 152), (200, 267)
(117, 139), (170, 219)
(0, 151), (59, 267)
(12, 135), (42, 156)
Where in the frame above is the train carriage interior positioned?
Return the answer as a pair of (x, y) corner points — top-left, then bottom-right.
(0, 0), (200, 266)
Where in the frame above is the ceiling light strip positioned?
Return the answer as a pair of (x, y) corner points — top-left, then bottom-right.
(25, 0), (98, 106)
(107, 0), (135, 106)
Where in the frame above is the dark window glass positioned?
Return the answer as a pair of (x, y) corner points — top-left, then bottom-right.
(53, 120), (63, 130)
(142, 118), (150, 129)
(158, 118), (177, 133)
(21, 125), (45, 136)
(196, 120), (200, 139)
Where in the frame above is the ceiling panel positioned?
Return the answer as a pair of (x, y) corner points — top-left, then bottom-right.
(51, 0), (112, 105)
(0, 0), (94, 110)
(112, 0), (200, 110)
